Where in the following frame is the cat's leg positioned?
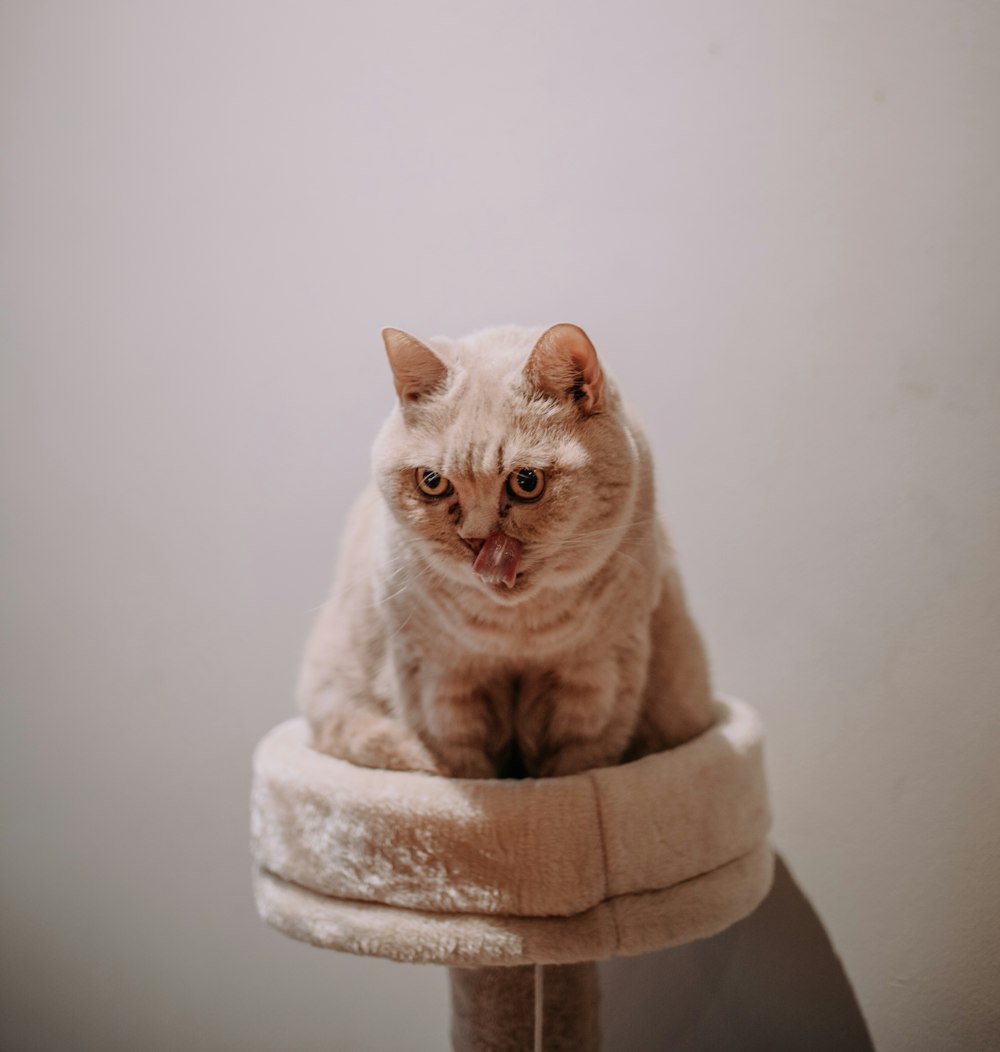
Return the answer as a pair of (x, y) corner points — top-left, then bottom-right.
(298, 575), (446, 773)
(517, 648), (647, 778)
(415, 673), (514, 779)
(309, 698), (448, 774)
(300, 634), (445, 773)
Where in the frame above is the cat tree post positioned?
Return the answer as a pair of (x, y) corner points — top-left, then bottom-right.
(449, 962), (599, 1052)
(250, 696), (773, 1050)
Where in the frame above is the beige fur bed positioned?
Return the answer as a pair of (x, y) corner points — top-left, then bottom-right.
(250, 696), (773, 967)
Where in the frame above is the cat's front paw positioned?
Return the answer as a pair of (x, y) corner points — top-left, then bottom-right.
(312, 712), (448, 775)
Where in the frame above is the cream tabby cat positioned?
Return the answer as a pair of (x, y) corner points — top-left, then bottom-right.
(298, 323), (714, 778)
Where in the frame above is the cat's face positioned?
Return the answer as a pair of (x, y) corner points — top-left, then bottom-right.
(372, 324), (641, 605)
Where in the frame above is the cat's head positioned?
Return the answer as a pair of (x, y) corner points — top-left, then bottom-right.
(371, 323), (643, 605)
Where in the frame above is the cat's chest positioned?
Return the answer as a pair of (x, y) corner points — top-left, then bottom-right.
(387, 574), (629, 665)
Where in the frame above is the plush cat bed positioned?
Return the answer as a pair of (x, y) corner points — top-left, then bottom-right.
(250, 696), (773, 967)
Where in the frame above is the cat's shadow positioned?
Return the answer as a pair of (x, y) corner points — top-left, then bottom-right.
(599, 854), (875, 1052)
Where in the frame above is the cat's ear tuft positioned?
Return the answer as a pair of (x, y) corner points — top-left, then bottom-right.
(525, 323), (604, 414)
(382, 328), (448, 405)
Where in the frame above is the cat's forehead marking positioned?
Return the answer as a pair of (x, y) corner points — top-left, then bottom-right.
(443, 438), (506, 480)
(424, 423), (589, 480)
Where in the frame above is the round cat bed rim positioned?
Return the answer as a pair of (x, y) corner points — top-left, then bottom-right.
(253, 692), (760, 791)
(250, 695), (773, 964)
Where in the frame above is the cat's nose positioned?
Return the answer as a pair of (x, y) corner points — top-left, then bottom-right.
(460, 537), (486, 555)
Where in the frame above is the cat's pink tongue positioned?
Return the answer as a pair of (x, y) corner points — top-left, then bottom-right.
(472, 531), (523, 589)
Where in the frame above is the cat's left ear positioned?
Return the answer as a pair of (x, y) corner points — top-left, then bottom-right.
(382, 328), (448, 405)
(524, 323), (605, 414)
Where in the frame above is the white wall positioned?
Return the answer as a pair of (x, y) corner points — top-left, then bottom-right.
(2, 2), (998, 1050)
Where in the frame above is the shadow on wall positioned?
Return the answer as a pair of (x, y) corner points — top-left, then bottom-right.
(600, 855), (875, 1051)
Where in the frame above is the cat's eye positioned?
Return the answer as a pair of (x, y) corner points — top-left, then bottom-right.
(416, 468), (453, 499)
(506, 467), (546, 502)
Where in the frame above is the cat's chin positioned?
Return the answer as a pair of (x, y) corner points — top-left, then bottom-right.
(471, 572), (537, 605)
(445, 556), (541, 605)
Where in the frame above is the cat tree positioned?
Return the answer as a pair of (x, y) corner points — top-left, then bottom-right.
(250, 696), (772, 1050)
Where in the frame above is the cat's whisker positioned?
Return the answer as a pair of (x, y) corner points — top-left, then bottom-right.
(529, 517), (657, 550)
(308, 579), (411, 617)
(528, 519), (657, 559)
(607, 547), (648, 574)
(386, 604), (419, 641)
(366, 556), (445, 610)
(303, 558), (413, 614)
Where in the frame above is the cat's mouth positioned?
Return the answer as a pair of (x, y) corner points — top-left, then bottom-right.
(470, 531), (523, 590)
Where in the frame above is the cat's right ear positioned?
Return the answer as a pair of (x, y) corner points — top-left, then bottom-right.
(382, 328), (448, 406)
(525, 323), (605, 414)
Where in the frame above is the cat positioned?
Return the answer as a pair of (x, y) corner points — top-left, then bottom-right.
(298, 323), (714, 778)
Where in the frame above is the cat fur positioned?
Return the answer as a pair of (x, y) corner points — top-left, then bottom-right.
(297, 323), (713, 778)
